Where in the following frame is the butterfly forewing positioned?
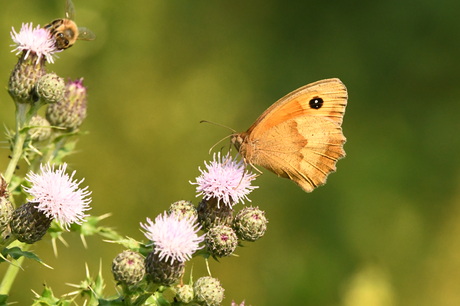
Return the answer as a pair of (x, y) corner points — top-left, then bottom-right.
(247, 78), (347, 136)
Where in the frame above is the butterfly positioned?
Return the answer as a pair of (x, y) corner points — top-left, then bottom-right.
(231, 78), (347, 192)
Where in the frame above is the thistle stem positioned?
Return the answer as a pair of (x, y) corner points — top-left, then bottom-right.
(3, 101), (44, 184)
(0, 242), (29, 295)
(3, 103), (28, 183)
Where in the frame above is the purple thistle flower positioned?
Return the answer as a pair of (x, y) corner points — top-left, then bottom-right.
(10, 23), (59, 64)
(23, 163), (91, 230)
(141, 212), (204, 264)
(191, 152), (258, 207)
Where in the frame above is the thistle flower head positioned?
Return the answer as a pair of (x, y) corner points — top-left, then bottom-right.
(10, 23), (58, 64)
(23, 163), (91, 230)
(145, 251), (185, 285)
(141, 212), (204, 264)
(194, 276), (225, 306)
(46, 78), (88, 131)
(112, 250), (145, 286)
(205, 224), (238, 258)
(233, 206), (268, 241)
(34, 72), (66, 104)
(28, 115), (51, 142)
(191, 152), (258, 207)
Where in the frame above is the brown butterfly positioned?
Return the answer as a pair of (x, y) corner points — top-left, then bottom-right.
(231, 78), (347, 192)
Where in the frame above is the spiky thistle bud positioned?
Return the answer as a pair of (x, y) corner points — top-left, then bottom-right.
(145, 251), (185, 286)
(233, 206), (268, 241)
(112, 250), (145, 286)
(205, 224), (238, 258)
(28, 115), (51, 142)
(198, 198), (233, 230)
(175, 284), (194, 303)
(34, 72), (65, 104)
(194, 276), (225, 306)
(0, 178), (13, 235)
(168, 200), (198, 221)
(46, 78), (87, 131)
(9, 202), (52, 244)
(9, 52), (47, 104)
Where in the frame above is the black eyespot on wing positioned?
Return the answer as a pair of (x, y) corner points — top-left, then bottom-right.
(309, 97), (324, 109)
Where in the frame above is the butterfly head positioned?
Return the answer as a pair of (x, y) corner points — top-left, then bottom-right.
(230, 133), (244, 151)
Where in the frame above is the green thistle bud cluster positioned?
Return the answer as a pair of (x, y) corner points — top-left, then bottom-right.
(145, 252), (185, 286)
(174, 284), (194, 303)
(198, 198), (233, 230)
(9, 202), (52, 244)
(233, 206), (268, 242)
(34, 72), (65, 104)
(168, 200), (198, 221)
(28, 115), (51, 142)
(205, 224), (238, 258)
(111, 250), (145, 286)
(46, 78), (87, 131)
(197, 199), (268, 257)
(194, 276), (225, 306)
(8, 53), (47, 104)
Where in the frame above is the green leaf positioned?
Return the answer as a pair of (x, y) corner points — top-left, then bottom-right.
(0, 294), (9, 306)
(2, 246), (51, 268)
(31, 285), (73, 306)
(97, 298), (126, 305)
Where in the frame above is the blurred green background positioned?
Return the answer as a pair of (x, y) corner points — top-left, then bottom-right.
(1, 0), (460, 305)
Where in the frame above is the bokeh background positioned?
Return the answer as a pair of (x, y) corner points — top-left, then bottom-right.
(1, 0), (460, 305)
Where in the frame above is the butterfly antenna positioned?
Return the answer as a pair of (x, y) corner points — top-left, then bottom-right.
(200, 120), (237, 154)
(208, 134), (232, 155)
(200, 120), (236, 133)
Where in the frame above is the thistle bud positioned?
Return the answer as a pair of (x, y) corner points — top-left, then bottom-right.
(198, 198), (233, 230)
(9, 202), (52, 244)
(194, 276), (225, 306)
(233, 206), (268, 241)
(168, 200), (198, 221)
(145, 252), (185, 286)
(46, 78), (87, 131)
(205, 224), (238, 258)
(112, 250), (145, 286)
(8, 52), (46, 104)
(175, 284), (194, 303)
(0, 179), (13, 234)
(28, 115), (51, 142)
(34, 73), (65, 104)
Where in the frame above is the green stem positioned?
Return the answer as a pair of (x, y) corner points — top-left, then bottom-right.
(0, 242), (29, 295)
(3, 101), (44, 183)
(3, 103), (28, 183)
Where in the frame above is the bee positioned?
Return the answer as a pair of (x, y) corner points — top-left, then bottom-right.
(44, 0), (95, 50)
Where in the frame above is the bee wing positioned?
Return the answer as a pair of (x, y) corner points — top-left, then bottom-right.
(78, 27), (96, 41)
(65, 0), (76, 20)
